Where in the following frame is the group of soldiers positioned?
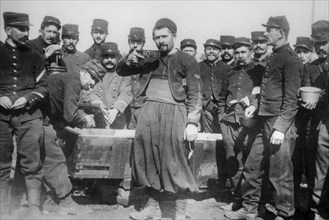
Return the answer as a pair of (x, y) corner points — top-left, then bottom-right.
(0, 9), (328, 220)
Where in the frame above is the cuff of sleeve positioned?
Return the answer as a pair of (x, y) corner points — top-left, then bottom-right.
(113, 101), (128, 113)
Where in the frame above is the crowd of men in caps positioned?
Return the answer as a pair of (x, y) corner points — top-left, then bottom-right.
(0, 10), (328, 220)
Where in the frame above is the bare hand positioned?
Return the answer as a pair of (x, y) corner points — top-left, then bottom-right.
(240, 96), (250, 107)
(84, 114), (95, 128)
(126, 49), (144, 66)
(301, 101), (317, 110)
(12, 97), (27, 109)
(245, 105), (256, 118)
(184, 123), (198, 141)
(270, 130), (285, 145)
(104, 108), (119, 125)
(44, 44), (61, 59)
(0, 96), (13, 109)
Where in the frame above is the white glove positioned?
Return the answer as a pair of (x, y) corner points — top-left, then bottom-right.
(184, 123), (198, 141)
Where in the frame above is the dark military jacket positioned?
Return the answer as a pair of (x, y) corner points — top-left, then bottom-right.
(199, 59), (231, 111)
(131, 74), (145, 108)
(84, 44), (102, 61)
(117, 50), (203, 125)
(218, 61), (264, 124)
(29, 36), (66, 68)
(0, 42), (48, 122)
(46, 71), (86, 129)
(258, 43), (303, 133)
(61, 46), (91, 75)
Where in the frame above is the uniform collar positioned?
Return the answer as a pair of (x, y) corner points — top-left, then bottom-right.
(61, 45), (77, 54)
(272, 42), (290, 53)
(92, 43), (102, 50)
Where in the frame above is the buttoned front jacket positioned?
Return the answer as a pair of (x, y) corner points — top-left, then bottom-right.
(0, 42), (48, 122)
(218, 62), (264, 124)
(199, 59), (231, 109)
(258, 43), (303, 133)
(116, 51), (203, 125)
(85, 68), (133, 114)
(84, 44), (102, 61)
(61, 47), (91, 75)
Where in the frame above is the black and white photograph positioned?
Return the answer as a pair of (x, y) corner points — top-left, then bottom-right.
(0, 0), (328, 219)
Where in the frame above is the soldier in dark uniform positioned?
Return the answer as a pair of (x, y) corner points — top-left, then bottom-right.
(29, 16), (65, 67)
(46, 64), (99, 130)
(199, 39), (231, 191)
(256, 16), (303, 220)
(126, 27), (146, 129)
(117, 18), (202, 220)
(84, 19), (109, 61)
(180, 39), (197, 58)
(251, 31), (270, 66)
(309, 20), (329, 220)
(0, 12), (48, 216)
(61, 24), (91, 76)
(220, 35), (236, 67)
(292, 36), (321, 213)
(28, 16), (92, 215)
(221, 37), (264, 220)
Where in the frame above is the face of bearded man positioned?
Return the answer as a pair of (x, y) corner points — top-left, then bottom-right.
(6, 25), (30, 48)
(314, 41), (329, 60)
(62, 35), (78, 52)
(234, 45), (252, 67)
(252, 40), (268, 56)
(101, 53), (118, 71)
(221, 45), (234, 62)
(40, 24), (60, 45)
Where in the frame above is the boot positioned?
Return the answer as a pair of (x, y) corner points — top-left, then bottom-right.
(56, 194), (92, 215)
(130, 196), (161, 220)
(27, 187), (42, 217)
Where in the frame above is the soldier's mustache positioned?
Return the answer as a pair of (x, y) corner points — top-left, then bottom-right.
(19, 36), (29, 43)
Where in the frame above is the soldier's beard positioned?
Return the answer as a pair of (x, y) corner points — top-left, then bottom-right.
(13, 36), (29, 48)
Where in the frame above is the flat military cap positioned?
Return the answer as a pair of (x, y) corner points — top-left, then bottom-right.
(294, 36), (314, 51)
(128, 27), (145, 40)
(154, 18), (177, 34)
(180, 39), (197, 50)
(41, 15), (61, 30)
(311, 20), (329, 42)
(220, 35), (235, 46)
(3, 12), (31, 26)
(62, 24), (79, 36)
(100, 42), (119, 54)
(251, 31), (266, 41)
(262, 15), (290, 33)
(233, 37), (252, 49)
(91, 19), (108, 32)
(204, 39), (221, 49)
(81, 59), (107, 82)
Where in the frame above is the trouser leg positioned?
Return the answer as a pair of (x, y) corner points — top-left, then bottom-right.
(311, 123), (329, 219)
(15, 118), (44, 209)
(264, 117), (296, 218)
(241, 131), (264, 214)
(43, 124), (72, 199)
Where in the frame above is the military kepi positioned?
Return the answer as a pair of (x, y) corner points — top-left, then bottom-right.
(204, 39), (221, 49)
(100, 42), (119, 54)
(128, 27), (145, 40)
(154, 18), (177, 34)
(311, 20), (329, 42)
(251, 31), (266, 41)
(180, 39), (197, 50)
(262, 15), (290, 34)
(220, 35), (235, 46)
(41, 15), (61, 30)
(3, 11), (31, 26)
(233, 37), (251, 49)
(294, 37), (314, 51)
(62, 24), (79, 36)
(92, 19), (108, 32)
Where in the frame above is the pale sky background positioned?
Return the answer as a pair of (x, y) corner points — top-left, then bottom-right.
(1, 0), (328, 60)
